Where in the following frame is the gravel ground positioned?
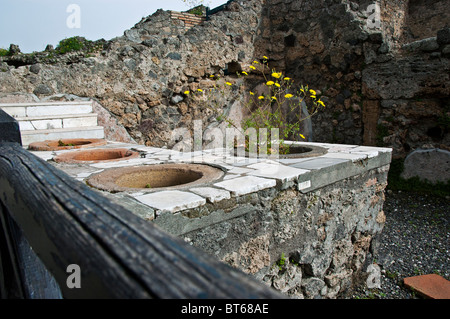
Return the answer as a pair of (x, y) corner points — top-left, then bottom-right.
(349, 190), (449, 299)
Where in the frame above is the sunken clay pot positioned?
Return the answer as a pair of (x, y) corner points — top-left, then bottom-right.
(28, 138), (107, 151)
(53, 148), (139, 164)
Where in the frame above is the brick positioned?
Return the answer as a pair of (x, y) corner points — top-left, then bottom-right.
(404, 274), (450, 299)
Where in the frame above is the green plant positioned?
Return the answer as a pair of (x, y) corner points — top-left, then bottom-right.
(55, 36), (103, 55)
(188, 6), (205, 15)
(0, 48), (10, 57)
(56, 37), (86, 54)
(58, 140), (75, 147)
(276, 253), (287, 270)
(413, 268), (423, 276)
(186, 56), (326, 155)
(385, 270), (399, 280)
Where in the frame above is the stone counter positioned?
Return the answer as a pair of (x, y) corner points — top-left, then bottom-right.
(32, 141), (392, 298)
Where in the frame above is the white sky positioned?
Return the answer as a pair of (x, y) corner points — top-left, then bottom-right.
(0, 0), (227, 53)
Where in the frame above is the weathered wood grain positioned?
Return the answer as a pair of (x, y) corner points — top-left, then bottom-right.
(0, 142), (283, 299)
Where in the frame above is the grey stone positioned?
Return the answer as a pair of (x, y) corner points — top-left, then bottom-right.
(33, 84), (53, 95)
(166, 52), (182, 60)
(420, 38), (440, 52)
(214, 175), (277, 196)
(190, 187), (231, 203)
(401, 148), (450, 184)
(171, 95), (184, 104)
(133, 190), (206, 213)
(290, 157), (349, 170)
(442, 44), (450, 57)
(99, 191), (155, 221)
(124, 58), (137, 70)
(437, 27), (450, 45)
(9, 44), (20, 55)
(29, 64), (41, 74)
(301, 277), (325, 299)
(402, 37), (439, 52)
(246, 162), (309, 184)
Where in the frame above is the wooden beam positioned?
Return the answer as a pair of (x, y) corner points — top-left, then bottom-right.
(0, 142), (283, 299)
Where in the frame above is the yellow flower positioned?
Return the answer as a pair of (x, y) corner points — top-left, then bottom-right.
(285, 94), (294, 99)
(271, 96), (277, 100)
(318, 99), (326, 107)
(300, 134), (306, 140)
(300, 88), (305, 93)
(266, 81), (275, 86)
(184, 90), (190, 95)
(258, 96), (265, 100)
(275, 82), (281, 88)
(253, 60), (259, 64)
(249, 65), (256, 70)
(284, 77), (291, 81)
(271, 72), (282, 79)
(226, 82), (232, 86)
(209, 74), (215, 78)
(250, 91), (255, 95)
(263, 56), (268, 60)
(242, 71), (248, 76)
(197, 89), (203, 92)
(310, 95), (317, 99)
(309, 89), (316, 95)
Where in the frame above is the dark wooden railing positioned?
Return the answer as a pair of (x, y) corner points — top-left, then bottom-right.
(0, 109), (283, 299)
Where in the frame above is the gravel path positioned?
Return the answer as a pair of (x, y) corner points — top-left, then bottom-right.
(349, 190), (449, 299)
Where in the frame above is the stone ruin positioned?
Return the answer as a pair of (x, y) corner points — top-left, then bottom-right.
(0, 0), (448, 183)
(0, 0), (448, 298)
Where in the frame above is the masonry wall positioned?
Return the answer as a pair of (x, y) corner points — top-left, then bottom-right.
(170, 11), (206, 31)
(257, 0), (449, 158)
(0, 0), (448, 160)
(154, 164), (390, 298)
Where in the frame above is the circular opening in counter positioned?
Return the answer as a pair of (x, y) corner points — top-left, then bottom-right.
(278, 145), (328, 159)
(53, 148), (139, 163)
(87, 163), (225, 192)
(234, 144), (328, 159)
(28, 138), (107, 151)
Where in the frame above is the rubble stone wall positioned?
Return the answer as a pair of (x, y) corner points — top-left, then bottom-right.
(154, 163), (390, 298)
(0, 0), (448, 160)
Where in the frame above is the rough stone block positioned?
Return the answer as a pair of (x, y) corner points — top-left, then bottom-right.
(214, 176), (276, 196)
(0, 106), (26, 117)
(246, 162), (309, 184)
(437, 27), (450, 45)
(133, 190), (206, 213)
(400, 148), (450, 184)
(30, 119), (63, 130)
(26, 103), (93, 117)
(63, 115), (98, 128)
(289, 157), (349, 170)
(190, 187), (231, 203)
